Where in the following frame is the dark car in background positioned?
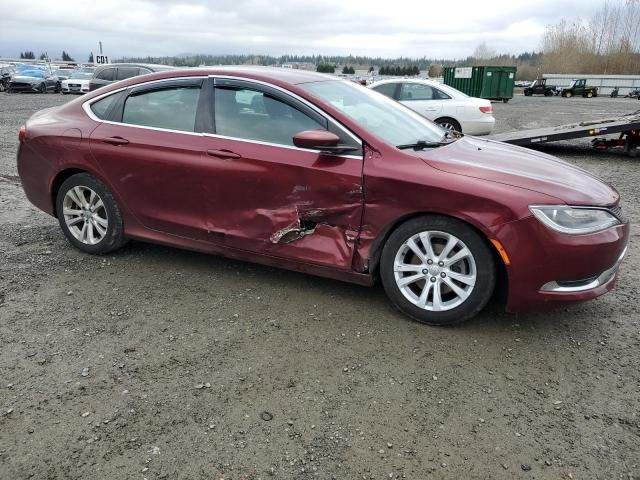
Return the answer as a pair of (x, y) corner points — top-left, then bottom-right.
(0, 65), (16, 91)
(89, 63), (175, 91)
(8, 69), (61, 93)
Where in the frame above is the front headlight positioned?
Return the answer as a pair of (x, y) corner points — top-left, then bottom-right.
(529, 205), (620, 234)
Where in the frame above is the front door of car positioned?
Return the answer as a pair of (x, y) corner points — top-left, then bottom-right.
(88, 78), (219, 241)
(398, 83), (442, 119)
(199, 78), (364, 270)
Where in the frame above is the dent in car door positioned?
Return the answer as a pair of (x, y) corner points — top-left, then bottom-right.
(200, 79), (364, 270)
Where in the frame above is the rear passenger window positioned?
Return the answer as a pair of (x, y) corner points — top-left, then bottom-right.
(117, 67), (139, 81)
(399, 83), (434, 100)
(90, 94), (118, 120)
(122, 87), (200, 132)
(96, 68), (115, 81)
(432, 88), (451, 100)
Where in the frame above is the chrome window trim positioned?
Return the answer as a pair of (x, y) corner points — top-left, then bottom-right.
(82, 75), (363, 159)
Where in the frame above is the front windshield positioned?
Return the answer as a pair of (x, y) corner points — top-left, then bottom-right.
(301, 80), (445, 147)
(70, 72), (93, 79)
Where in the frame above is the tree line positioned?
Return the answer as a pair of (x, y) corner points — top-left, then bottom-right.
(379, 65), (420, 76)
(18, 51), (76, 62)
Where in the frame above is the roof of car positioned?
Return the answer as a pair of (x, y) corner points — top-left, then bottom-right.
(190, 66), (335, 84)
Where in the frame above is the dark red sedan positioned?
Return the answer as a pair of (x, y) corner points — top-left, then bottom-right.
(17, 67), (629, 325)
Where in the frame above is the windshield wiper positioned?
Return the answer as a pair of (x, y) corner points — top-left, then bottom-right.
(396, 140), (450, 150)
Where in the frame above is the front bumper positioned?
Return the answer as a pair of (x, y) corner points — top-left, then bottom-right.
(493, 215), (630, 312)
(62, 83), (89, 94)
(540, 246), (627, 293)
(9, 82), (39, 92)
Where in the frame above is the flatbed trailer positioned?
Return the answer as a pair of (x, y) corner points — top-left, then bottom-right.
(489, 111), (640, 155)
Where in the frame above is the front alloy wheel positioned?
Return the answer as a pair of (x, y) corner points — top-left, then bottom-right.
(393, 231), (477, 312)
(380, 216), (496, 325)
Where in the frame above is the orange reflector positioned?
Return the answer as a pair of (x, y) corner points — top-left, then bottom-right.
(490, 239), (511, 265)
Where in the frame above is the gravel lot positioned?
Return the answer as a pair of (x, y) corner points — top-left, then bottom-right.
(1, 92), (639, 480)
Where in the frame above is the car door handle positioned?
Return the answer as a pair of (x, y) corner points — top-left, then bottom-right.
(103, 136), (130, 146)
(206, 149), (241, 159)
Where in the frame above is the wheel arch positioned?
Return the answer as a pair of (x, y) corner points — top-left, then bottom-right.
(50, 168), (90, 216)
(366, 211), (508, 304)
(434, 116), (462, 131)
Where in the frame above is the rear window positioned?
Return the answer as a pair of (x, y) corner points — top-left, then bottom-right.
(90, 94), (118, 120)
(122, 87), (200, 132)
(96, 68), (115, 81)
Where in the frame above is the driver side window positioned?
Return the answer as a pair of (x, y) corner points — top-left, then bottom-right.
(214, 86), (327, 147)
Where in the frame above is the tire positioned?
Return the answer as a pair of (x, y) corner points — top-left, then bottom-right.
(55, 83), (61, 93)
(435, 117), (462, 133)
(564, 91), (573, 98)
(502, 98), (509, 103)
(55, 173), (127, 254)
(544, 90), (552, 96)
(380, 215), (496, 326)
(38, 83), (46, 94)
(524, 90), (531, 96)
(586, 92), (593, 98)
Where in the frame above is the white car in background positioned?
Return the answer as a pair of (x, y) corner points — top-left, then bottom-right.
(61, 69), (95, 95)
(369, 79), (495, 135)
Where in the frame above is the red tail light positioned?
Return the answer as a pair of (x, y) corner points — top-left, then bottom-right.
(479, 106), (493, 114)
(18, 125), (26, 143)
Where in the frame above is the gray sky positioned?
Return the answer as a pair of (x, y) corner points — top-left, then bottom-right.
(0, 0), (603, 60)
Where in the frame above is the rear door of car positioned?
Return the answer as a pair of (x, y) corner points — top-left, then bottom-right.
(87, 77), (220, 240)
(197, 77), (364, 269)
(398, 82), (443, 119)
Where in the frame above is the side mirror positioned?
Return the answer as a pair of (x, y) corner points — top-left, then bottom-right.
(292, 130), (359, 154)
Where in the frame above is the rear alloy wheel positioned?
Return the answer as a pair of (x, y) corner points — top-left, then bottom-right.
(56, 173), (127, 254)
(586, 91), (593, 98)
(380, 216), (495, 325)
(39, 83), (46, 94)
(564, 91), (573, 98)
(435, 117), (462, 133)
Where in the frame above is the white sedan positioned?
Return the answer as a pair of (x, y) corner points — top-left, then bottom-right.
(369, 79), (495, 135)
(61, 69), (95, 95)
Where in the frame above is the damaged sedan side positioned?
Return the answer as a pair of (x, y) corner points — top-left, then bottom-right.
(17, 67), (629, 325)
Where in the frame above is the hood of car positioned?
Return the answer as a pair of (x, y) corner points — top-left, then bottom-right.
(416, 136), (619, 206)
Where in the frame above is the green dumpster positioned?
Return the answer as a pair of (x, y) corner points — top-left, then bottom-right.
(443, 66), (516, 102)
